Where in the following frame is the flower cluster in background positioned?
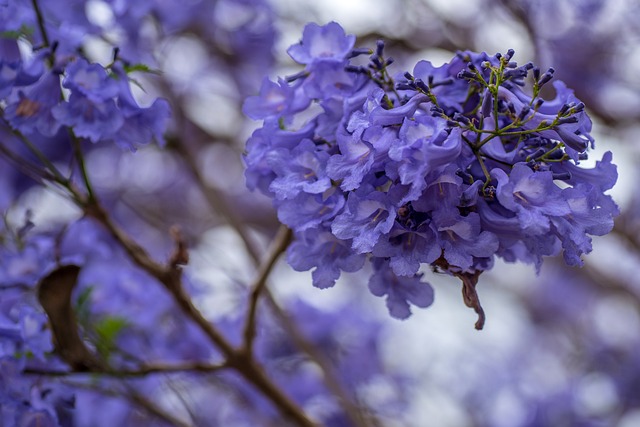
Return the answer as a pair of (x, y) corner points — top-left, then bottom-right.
(244, 22), (619, 327)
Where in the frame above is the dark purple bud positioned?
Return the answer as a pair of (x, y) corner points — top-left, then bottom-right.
(559, 103), (571, 116)
(528, 148), (546, 160)
(504, 68), (526, 79)
(457, 70), (476, 80)
(404, 71), (414, 81)
(414, 79), (431, 93)
(518, 106), (530, 121)
(538, 68), (555, 86)
(396, 82), (415, 91)
(481, 89), (493, 118)
(453, 112), (471, 125)
(348, 47), (372, 59)
(505, 49), (515, 61)
(345, 65), (368, 74)
(557, 116), (579, 125)
(430, 105), (444, 115)
(507, 102), (516, 115)
(532, 67), (540, 81)
(385, 57), (394, 66)
(376, 40), (385, 57)
(534, 99), (545, 109)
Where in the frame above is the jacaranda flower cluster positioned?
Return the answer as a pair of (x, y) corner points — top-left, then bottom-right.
(244, 22), (619, 328)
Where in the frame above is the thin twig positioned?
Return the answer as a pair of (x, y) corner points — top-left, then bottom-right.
(31, 0), (50, 48)
(70, 131), (96, 202)
(24, 361), (228, 377)
(241, 225), (292, 354)
(85, 202), (316, 427)
(263, 292), (376, 427)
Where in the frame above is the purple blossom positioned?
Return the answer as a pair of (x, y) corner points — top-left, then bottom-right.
(244, 21), (619, 326)
(110, 66), (170, 149)
(4, 72), (62, 137)
(269, 139), (332, 200)
(243, 77), (310, 120)
(493, 163), (571, 234)
(287, 21), (355, 65)
(287, 229), (365, 288)
(278, 188), (345, 232)
(368, 259), (434, 319)
(331, 188), (396, 253)
(52, 92), (124, 142)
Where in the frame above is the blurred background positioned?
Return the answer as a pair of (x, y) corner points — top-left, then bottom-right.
(192, 0), (640, 425)
(4, 0), (640, 425)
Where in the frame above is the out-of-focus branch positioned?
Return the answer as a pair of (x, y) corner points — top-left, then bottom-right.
(241, 225), (292, 354)
(147, 66), (373, 427)
(85, 200), (316, 427)
(24, 361), (228, 377)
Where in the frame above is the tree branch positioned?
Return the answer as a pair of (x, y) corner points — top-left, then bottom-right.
(84, 202), (316, 427)
(24, 360), (228, 377)
(241, 225), (292, 354)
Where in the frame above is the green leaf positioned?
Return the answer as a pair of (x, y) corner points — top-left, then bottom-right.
(94, 316), (128, 360)
(123, 63), (161, 75)
(1, 25), (34, 40)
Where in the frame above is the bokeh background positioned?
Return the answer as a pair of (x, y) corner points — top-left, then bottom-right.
(3, 0), (640, 426)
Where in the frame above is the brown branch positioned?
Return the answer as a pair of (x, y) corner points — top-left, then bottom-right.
(263, 292), (377, 427)
(24, 361), (228, 377)
(85, 202), (316, 427)
(241, 225), (292, 354)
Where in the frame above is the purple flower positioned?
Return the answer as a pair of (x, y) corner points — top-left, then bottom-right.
(52, 92), (124, 142)
(433, 212), (499, 272)
(331, 188), (396, 253)
(269, 139), (332, 200)
(62, 59), (119, 103)
(326, 124), (396, 192)
(493, 163), (571, 235)
(287, 229), (365, 288)
(372, 222), (440, 277)
(278, 188), (345, 232)
(244, 25), (619, 326)
(287, 22), (355, 65)
(110, 66), (171, 149)
(243, 77), (310, 120)
(368, 259), (434, 319)
(4, 73), (62, 137)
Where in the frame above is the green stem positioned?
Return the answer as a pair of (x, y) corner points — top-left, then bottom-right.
(70, 131), (96, 202)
